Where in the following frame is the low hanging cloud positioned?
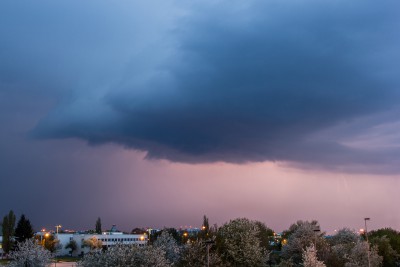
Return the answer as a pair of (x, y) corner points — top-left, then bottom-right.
(26, 1), (400, 171)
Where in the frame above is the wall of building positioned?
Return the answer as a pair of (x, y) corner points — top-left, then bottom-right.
(57, 232), (148, 256)
(0, 236), (3, 258)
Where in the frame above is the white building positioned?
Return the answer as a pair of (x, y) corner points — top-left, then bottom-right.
(0, 236), (3, 258)
(55, 231), (148, 256)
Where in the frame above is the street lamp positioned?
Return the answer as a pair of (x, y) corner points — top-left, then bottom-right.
(364, 218), (371, 267)
(40, 229), (46, 246)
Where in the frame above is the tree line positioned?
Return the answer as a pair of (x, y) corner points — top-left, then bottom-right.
(1, 210), (34, 254)
(2, 211), (400, 266)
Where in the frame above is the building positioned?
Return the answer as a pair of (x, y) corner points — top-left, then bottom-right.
(0, 236), (3, 258)
(46, 230), (148, 256)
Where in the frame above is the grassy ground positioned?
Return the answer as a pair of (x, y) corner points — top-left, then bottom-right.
(0, 259), (10, 266)
(0, 257), (79, 265)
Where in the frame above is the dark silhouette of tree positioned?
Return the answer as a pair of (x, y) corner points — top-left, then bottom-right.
(198, 215), (210, 240)
(95, 217), (102, 234)
(369, 228), (400, 267)
(65, 240), (78, 257)
(14, 214), (34, 243)
(1, 210), (16, 254)
(131, 228), (146, 234)
(43, 234), (60, 253)
(203, 215), (209, 232)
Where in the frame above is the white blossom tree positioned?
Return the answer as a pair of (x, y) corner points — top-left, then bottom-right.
(281, 221), (327, 265)
(77, 243), (171, 267)
(217, 218), (268, 267)
(328, 228), (360, 267)
(345, 241), (382, 267)
(153, 231), (181, 265)
(135, 246), (171, 267)
(302, 245), (326, 267)
(7, 239), (53, 267)
(180, 241), (222, 267)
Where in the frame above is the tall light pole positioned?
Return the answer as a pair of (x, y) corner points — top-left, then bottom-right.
(204, 240), (215, 267)
(313, 226), (321, 248)
(40, 228), (46, 246)
(364, 218), (370, 267)
(55, 225), (62, 267)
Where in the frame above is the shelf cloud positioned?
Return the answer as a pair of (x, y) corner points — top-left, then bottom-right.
(3, 1), (398, 171)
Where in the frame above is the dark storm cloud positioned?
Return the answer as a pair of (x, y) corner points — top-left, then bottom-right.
(9, 1), (400, 170)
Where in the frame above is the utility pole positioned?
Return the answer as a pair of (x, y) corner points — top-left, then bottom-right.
(313, 226), (321, 248)
(204, 240), (215, 267)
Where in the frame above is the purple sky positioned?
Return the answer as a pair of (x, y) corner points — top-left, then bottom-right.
(0, 0), (399, 234)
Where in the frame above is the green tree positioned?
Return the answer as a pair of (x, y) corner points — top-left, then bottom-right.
(326, 228), (360, 267)
(14, 214), (34, 243)
(370, 235), (399, 267)
(65, 239), (78, 257)
(281, 221), (328, 265)
(254, 221), (274, 250)
(216, 218), (268, 267)
(83, 236), (102, 250)
(43, 234), (60, 253)
(368, 228), (400, 267)
(203, 215), (209, 232)
(1, 210), (16, 254)
(95, 217), (102, 234)
(198, 215), (211, 240)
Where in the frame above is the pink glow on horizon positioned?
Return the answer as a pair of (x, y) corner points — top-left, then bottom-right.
(96, 146), (400, 233)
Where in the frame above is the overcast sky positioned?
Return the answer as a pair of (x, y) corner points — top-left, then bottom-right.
(0, 0), (399, 233)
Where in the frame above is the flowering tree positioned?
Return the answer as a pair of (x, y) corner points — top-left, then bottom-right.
(180, 240), (222, 267)
(7, 239), (52, 267)
(345, 241), (382, 267)
(281, 221), (327, 265)
(302, 245), (326, 267)
(135, 246), (171, 267)
(217, 218), (268, 266)
(153, 231), (181, 264)
(77, 243), (171, 267)
(328, 228), (360, 267)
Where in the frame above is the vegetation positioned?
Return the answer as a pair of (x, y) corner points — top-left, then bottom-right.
(1, 213), (396, 266)
(216, 218), (268, 266)
(7, 239), (52, 267)
(42, 233), (60, 253)
(65, 240), (78, 257)
(95, 217), (102, 234)
(369, 228), (400, 267)
(83, 236), (102, 250)
(1, 210), (16, 254)
(14, 215), (34, 244)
